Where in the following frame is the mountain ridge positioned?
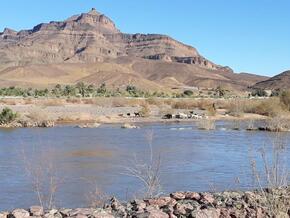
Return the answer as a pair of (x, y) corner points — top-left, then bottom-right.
(0, 8), (268, 91)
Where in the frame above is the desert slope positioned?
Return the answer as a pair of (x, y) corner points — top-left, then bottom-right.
(252, 70), (290, 90)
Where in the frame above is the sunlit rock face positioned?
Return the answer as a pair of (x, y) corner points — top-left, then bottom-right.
(0, 8), (226, 71)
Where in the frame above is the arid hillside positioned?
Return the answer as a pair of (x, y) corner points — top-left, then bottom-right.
(0, 8), (267, 90)
(252, 70), (290, 90)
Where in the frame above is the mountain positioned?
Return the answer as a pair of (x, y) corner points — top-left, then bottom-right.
(252, 70), (290, 90)
(0, 8), (267, 91)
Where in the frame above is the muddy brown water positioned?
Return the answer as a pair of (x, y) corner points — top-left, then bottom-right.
(0, 121), (289, 210)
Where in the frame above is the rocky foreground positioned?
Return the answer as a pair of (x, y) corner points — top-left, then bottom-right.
(1, 188), (289, 218)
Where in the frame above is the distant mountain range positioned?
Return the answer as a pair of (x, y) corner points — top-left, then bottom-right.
(0, 8), (270, 91)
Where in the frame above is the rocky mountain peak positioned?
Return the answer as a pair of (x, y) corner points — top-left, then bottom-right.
(63, 9), (120, 34)
(87, 8), (101, 15)
(0, 9), (234, 73)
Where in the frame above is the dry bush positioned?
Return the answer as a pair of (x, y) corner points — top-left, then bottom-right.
(205, 104), (217, 116)
(244, 98), (284, 117)
(280, 90), (290, 111)
(249, 133), (289, 216)
(197, 119), (216, 130)
(81, 178), (110, 208)
(172, 100), (196, 110)
(171, 99), (214, 110)
(122, 131), (162, 198)
(196, 99), (215, 110)
(145, 98), (164, 106)
(220, 98), (286, 118)
(171, 100), (196, 109)
(227, 99), (245, 117)
(266, 116), (290, 132)
(22, 147), (63, 209)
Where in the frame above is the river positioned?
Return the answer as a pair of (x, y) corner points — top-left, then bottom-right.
(0, 121), (289, 210)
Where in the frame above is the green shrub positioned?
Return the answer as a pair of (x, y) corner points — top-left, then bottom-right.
(251, 89), (267, 97)
(216, 86), (227, 97)
(0, 107), (18, 124)
(183, 90), (193, 96)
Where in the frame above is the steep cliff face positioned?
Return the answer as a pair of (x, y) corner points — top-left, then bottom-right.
(0, 8), (224, 71)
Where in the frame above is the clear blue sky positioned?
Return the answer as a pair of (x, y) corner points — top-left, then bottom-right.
(0, 0), (289, 76)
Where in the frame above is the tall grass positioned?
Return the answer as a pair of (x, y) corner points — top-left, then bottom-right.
(249, 133), (289, 216)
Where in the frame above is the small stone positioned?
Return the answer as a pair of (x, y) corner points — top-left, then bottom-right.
(29, 206), (44, 216)
(145, 197), (176, 207)
(195, 208), (220, 218)
(133, 200), (147, 211)
(68, 208), (93, 217)
(201, 193), (215, 204)
(59, 208), (72, 216)
(12, 209), (30, 218)
(174, 202), (194, 216)
(48, 209), (58, 215)
(170, 192), (185, 200)
(147, 209), (169, 218)
(145, 205), (160, 212)
(185, 192), (201, 200)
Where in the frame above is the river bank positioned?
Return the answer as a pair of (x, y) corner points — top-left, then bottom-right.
(0, 99), (269, 129)
(1, 188), (289, 218)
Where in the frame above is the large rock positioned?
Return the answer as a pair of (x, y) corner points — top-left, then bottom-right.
(92, 209), (114, 218)
(194, 208), (221, 218)
(11, 209), (30, 218)
(0, 212), (9, 218)
(145, 209), (169, 218)
(29, 206), (44, 216)
(170, 192), (186, 200)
